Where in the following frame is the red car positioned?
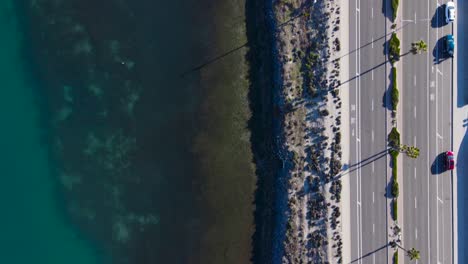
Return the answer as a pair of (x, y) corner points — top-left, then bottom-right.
(445, 151), (455, 170)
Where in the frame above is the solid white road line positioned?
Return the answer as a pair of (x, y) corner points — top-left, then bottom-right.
(357, 1), (363, 261)
(426, 1), (431, 261)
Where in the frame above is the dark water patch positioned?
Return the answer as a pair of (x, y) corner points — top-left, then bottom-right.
(17, 0), (256, 263)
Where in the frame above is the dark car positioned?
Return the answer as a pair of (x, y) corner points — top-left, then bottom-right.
(445, 151), (455, 170)
(444, 34), (455, 57)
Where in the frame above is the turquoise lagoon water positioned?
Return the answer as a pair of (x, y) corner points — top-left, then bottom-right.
(0, 1), (99, 262)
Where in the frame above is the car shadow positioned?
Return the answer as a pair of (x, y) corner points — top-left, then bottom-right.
(433, 37), (449, 65)
(431, 152), (446, 175)
(458, 129), (468, 259)
(458, 0), (468, 107)
(431, 4), (446, 28)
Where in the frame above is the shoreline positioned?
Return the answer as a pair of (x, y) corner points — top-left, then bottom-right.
(246, 0), (278, 260)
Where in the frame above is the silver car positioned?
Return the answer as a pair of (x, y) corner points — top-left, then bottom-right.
(446, 1), (455, 24)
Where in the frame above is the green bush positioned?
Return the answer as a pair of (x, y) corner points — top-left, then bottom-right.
(393, 250), (399, 264)
(391, 67), (399, 110)
(388, 127), (400, 148)
(392, 0), (399, 21)
(389, 34), (401, 63)
(392, 199), (398, 220)
(390, 149), (399, 159)
(391, 152), (398, 178)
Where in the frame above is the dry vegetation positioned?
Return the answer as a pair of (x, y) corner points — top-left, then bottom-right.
(273, 0), (344, 262)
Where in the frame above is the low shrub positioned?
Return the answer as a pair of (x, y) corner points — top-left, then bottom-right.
(392, 154), (398, 179)
(392, 0), (399, 21)
(392, 177), (399, 198)
(388, 127), (400, 148)
(392, 199), (398, 220)
(391, 67), (399, 110)
(389, 34), (401, 63)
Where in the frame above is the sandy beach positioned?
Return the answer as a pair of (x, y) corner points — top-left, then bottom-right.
(271, 0), (350, 262)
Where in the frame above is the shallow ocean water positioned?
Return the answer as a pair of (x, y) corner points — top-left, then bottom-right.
(0, 0), (101, 262)
(6, 0), (256, 262)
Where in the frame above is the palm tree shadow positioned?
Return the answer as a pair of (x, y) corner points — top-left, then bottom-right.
(180, 42), (248, 77)
(351, 243), (389, 263)
(180, 3), (312, 77)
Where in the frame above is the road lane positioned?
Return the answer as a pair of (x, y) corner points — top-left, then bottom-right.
(400, 0), (454, 263)
(348, 0), (388, 263)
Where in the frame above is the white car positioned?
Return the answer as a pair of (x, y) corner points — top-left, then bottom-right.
(446, 1), (456, 24)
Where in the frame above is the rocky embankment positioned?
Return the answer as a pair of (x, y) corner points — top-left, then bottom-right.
(272, 0), (344, 263)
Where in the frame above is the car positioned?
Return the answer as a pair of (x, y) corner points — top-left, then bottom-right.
(446, 1), (456, 24)
(445, 151), (455, 170)
(444, 34), (455, 57)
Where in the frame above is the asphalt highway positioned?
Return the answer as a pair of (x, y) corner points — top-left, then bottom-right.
(400, 1), (453, 263)
(348, 0), (454, 263)
(348, 0), (389, 263)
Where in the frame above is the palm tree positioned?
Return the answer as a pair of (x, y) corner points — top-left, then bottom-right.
(412, 40), (428, 54)
(391, 242), (420, 261)
(407, 248), (421, 260)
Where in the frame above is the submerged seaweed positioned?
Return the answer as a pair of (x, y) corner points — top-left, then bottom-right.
(18, 0), (256, 263)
